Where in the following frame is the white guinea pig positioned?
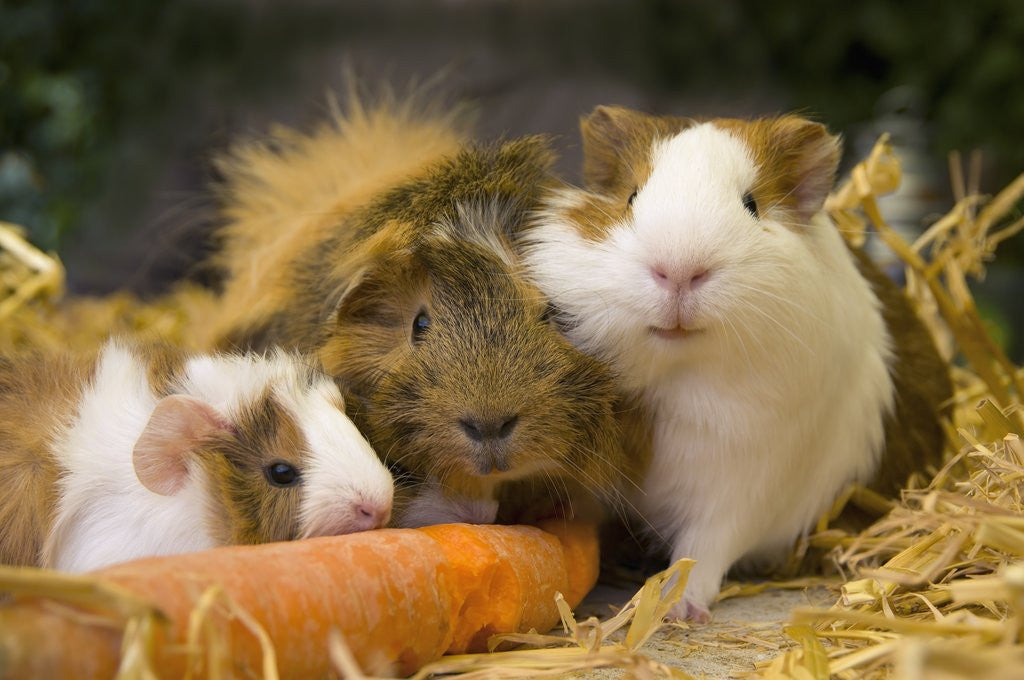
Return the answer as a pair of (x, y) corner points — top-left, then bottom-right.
(0, 339), (393, 572)
(523, 106), (949, 620)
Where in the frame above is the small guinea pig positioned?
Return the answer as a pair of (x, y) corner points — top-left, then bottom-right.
(523, 106), (951, 619)
(0, 339), (393, 572)
(203, 108), (627, 527)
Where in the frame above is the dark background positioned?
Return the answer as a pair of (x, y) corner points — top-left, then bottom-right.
(2, 0), (1022, 356)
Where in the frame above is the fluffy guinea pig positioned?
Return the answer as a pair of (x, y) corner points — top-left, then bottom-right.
(523, 106), (951, 619)
(0, 339), (393, 572)
(201, 104), (627, 527)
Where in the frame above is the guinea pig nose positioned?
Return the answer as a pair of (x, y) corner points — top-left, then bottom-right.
(651, 265), (673, 290)
(458, 415), (519, 442)
(689, 268), (711, 290)
(651, 264), (711, 293)
(353, 502), (390, 531)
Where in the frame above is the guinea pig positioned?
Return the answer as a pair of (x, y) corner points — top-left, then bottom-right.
(0, 339), (393, 572)
(522, 106), (952, 619)
(200, 103), (628, 528)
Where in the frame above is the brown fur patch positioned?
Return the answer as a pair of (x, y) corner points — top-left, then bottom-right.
(580, 106), (689, 195)
(573, 106), (691, 241)
(196, 392), (308, 544)
(848, 247), (953, 495)
(142, 343), (190, 397)
(0, 350), (94, 566)
(714, 116), (841, 224)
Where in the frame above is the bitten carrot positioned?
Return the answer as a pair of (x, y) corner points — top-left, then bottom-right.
(0, 522), (598, 679)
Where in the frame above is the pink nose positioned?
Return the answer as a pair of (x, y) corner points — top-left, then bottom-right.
(354, 502), (390, 531)
(651, 264), (710, 294)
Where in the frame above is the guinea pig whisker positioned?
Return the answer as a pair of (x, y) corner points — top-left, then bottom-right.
(385, 444), (423, 469)
(732, 299), (813, 355)
(729, 280), (834, 331)
(430, 458), (460, 490)
(555, 455), (641, 531)
(730, 309), (773, 359)
(378, 440), (401, 467)
(553, 470), (575, 520)
(561, 439), (643, 491)
(756, 179), (803, 215)
(727, 303), (800, 365)
(538, 467), (571, 520)
(723, 314), (755, 374)
(553, 452), (631, 519)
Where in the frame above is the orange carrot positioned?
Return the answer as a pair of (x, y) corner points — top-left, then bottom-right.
(0, 522), (598, 678)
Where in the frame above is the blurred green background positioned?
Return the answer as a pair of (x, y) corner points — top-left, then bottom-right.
(1, 0), (1021, 355)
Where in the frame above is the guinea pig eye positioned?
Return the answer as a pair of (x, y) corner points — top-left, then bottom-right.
(411, 308), (431, 343)
(539, 303), (557, 324)
(627, 189), (638, 208)
(265, 461), (300, 487)
(742, 191), (758, 218)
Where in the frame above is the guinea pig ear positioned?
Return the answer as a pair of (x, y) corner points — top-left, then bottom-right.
(323, 221), (421, 326)
(767, 116), (842, 220)
(324, 265), (372, 325)
(580, 105), (649, 191)
(327, 251), (426, 328)
(132, 394), (232, 496)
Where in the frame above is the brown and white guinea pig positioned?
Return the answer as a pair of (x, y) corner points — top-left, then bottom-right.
(0, 339), (393, 572)
(200, 103), (627, 528)
(522, 106), (952, 619)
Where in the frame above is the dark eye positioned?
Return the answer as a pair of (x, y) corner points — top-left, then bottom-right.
(539, 302), (557, 324)
(742, 191), (758, 218)
(627, 189), (638, 207)
(411, 308), (431, 343)
(265, 461), (299, 487)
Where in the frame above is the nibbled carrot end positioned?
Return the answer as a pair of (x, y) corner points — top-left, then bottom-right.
(418, 521), (596, 653)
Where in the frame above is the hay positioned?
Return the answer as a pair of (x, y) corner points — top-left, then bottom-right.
(0, 135), (1022, 679)
(0, 224), (214, 354)
(0, 221), (64, 324)
(757, 138), (1024, 679)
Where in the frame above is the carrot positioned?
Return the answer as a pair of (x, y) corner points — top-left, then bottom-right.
(0, 522), (598, 678)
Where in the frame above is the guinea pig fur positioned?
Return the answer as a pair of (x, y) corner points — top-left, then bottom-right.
(0, 340), (393, 572)
(523, 106), (951, 619)
(202, 103), (628, 528)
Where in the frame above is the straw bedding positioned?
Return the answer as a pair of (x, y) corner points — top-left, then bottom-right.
(0, 136), (1021, 679)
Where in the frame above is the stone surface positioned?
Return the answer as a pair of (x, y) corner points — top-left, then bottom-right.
(572, 584), (836, 678)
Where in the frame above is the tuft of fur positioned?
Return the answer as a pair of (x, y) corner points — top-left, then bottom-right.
(205, 104), (629, 526)
(524, 106), (951, 617)
(198, 95), (471, 348)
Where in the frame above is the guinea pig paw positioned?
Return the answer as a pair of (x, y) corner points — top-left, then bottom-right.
(455, 496), (499, 525)
(668, 599), (712, 624)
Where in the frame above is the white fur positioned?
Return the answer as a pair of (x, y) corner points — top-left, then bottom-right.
(45, 342), (393, 572)
(44, 343), (217, 571)
(525, 123), (894, 612)
(276, 372), (394, 537)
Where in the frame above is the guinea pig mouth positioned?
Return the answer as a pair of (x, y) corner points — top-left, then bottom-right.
(649, 325), (702, 340)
